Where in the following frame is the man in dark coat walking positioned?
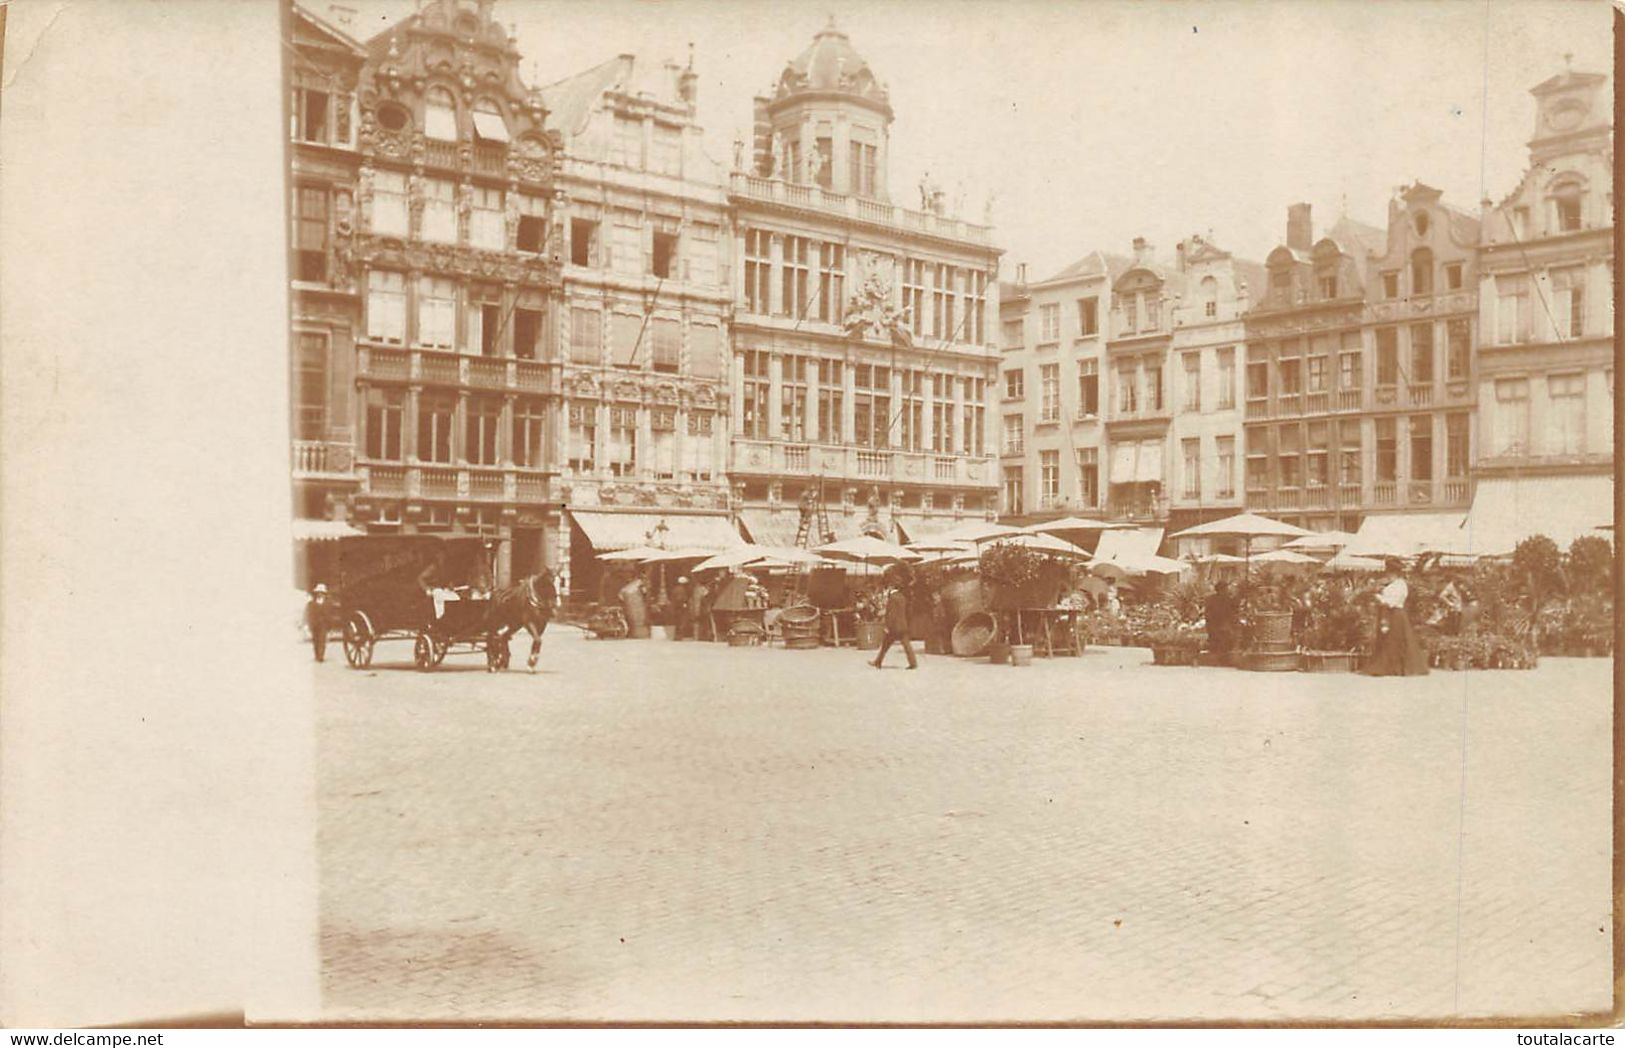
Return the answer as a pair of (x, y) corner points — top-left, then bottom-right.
(870, 575), (918, 670)
(1204, 579), (1237, 659)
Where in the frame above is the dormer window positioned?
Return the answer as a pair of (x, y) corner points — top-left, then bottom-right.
(1410, 248), (1433, 295)
(425, 87), (457, 141)
(1551, 179), (1584, 232)
(471, 98), (509, 143)
(1317, 272), (1338, 300)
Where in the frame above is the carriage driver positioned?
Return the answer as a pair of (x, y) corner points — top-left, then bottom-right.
(416, 559), (458, 621)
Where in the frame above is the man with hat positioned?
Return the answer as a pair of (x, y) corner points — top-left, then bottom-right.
(305, 583), (334, 662)
(670, 574), (693, 640)
(870, 565), (918, 670)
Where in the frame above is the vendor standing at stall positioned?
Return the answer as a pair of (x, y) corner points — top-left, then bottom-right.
(670, 575), (692, 640)
(1364, 558), (1429, 676)
(1204, 580), (1237, 659)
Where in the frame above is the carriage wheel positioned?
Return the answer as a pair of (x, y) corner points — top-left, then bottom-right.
(431, 634), (449, 667)
(413, 632), (436, 671)
(343, 613), (374, 669)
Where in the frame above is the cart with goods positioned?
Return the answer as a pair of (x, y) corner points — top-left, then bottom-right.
(331, 535), (507, 671)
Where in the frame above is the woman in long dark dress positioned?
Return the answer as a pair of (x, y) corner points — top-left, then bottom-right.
(1364, 559), (1429, 676)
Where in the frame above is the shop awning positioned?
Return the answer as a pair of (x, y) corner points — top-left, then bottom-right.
(1458, 474), (1614, 556)
(1093, 526), (1164, 562)
(471, 110), (510, 142)
(1345, 512), (1468, 558)
(737, 507), (877, 547)
(568, 510), (742, 552)
(292, 518), (364, 542)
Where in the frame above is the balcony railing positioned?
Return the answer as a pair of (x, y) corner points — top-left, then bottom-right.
(934, 457), (957, 481)
(420, 467), (458, 497)
(729, 172), (994, 245)
(1335, 388), (1362, 411)
(292, 440), (355, 476)
(364, 347), (410, 381)
(516, 361), (549, 392)
(1408, 384), (1435, 407)
(368, 465), (407, 495)
(472, 143), (507, 177)
(1441, 479), (1468, 503)
(1338, 483), (1361, 506)
(1303, 484), (1330, 510)
(783, 444), (809, 472)
(856, 451), (889, 477)
(469, 469), (505, 499)
(469, 358), (508, 389)
(1372, 481), (1399, 506)
(1305, 392), (1329, 414)
(357, 346), (553, 395)
(420, 352), (461, 385)
(1274, 392), (1304, 417)
(424, 139), (460, 170)
(1245, 398), (1269, 420)
(1276, 488), (1301, 510)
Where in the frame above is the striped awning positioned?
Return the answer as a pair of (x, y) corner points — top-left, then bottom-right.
(1345, 512), (1469, 558)
(568, 510), (742, 552)
(292, 518), (364, 542)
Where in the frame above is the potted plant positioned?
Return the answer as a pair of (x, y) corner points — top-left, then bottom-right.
(1147, 625), (1205, 666)
(1299, 584), (1363, 672)
(853, 589), (886, 651)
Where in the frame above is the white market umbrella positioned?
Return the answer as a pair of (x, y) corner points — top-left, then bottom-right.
(1191, 552), (1246, 565)
(1091, 553), (1190, 578)
(914, 520), (1024, 545)
(597, 545), (664, 562)
(815, 535), (923, 564)
(906, 538), (978, 554)
(984, 532), (1091, 559)
(1322, 550), (1385, 573)
(756, 545), (824, 565)
(1023, 516), (1133, 535)
(1254, 548), (1320, 565)
(640, 546), (715, 563)
(692, 545), (777, 572)
(1283, 530), (1357, 552)
(1170, 512), (1312, 542)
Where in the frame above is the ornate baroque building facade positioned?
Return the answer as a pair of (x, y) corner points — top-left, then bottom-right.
(726, 22), (1002, 547)
(541, 53), (738, 599)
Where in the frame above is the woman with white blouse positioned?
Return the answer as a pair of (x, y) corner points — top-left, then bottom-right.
(1364, 558), (1429, 676)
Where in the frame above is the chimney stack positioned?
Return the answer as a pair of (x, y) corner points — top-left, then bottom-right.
(1131, 236), (1152, 265)
(677, 43), (698, 108)
(1286, 202), (1313, 251)
(751, 96), (773, 177)
(1016, 262), (1028, 286)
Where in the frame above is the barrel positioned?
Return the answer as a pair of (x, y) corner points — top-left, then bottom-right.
(780, 604), (821, 649)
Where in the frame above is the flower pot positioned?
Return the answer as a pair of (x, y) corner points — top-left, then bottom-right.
(1009, 643), (1034, 666)
(988, 640), (1011, 665)
(854, 621), (884, 651)
(1252, 612), (1293, 647)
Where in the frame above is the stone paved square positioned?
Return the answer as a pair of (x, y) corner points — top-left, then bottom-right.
(316, 631), (1611, 1023)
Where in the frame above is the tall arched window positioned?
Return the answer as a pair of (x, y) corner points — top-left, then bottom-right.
(471, 97), (509, 143)
(424, 86), (458, 141)
(1410, 247), (1433, 296)
(1200, 276), (1218, 317)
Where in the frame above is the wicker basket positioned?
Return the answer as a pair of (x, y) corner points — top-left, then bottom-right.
(951, 612), (997, 657)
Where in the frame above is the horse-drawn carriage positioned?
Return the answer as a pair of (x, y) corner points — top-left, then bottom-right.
(329, 535), (554, 672)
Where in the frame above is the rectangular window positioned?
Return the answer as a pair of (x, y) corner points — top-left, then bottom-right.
(933, 264), (958, 341)
(651, 123), (681, 177)
(1005, 368), (1024, 400)
(780, 354), (808, 441)
(364, 388), (404, 461)
(649, 318), (680, 374)
(570, 218), (598, 267)
(1077, 296), (1099, 337)
(611, 312), (643, 369)
(513, 398), (545, 469)
(612, 220), (642, 276)
(466, 396), (502, 466)
(1552, 266), (1585, 338)
(1040, 364), (1060, 422)
(1117, 363), (1138, 414)
(651, 231), (677, 279)
(1078, 358), (1099, 417)
(1002, 319), (1024, 346)
(1075, 448), (1098, 507)
(513, 307), (541, 361)
(1410, 323), (1434, 384)
(1216, 348), (1235, 409)
(417, 395), (454, 464)
(1306, 421), (1329, 487)
(417, 276), (456, 349)
(1445, 412), (1469, 478)
(651, 408), (676, 479)
(1496, 275), (1529, 345)
(612, 116), (644, 170)
(1215, 436), (1235, 497)
(813, 136), (833, 189)
(741, 349), (770, 440)
(688, 323), (720, 380)
(780, 236), (810, 318)
(1277, 424), (1301, 487)
(1182, 352), (1201, 412)
(963, 269), (987, 344)
(1493, 377), (1530, 454)
(1554, 192), (1582, 232)
(1002, 414), (1024, 455)
(1318, 273), (1338, 300)
(686, 411), (715, 479)
(366, 269), (406, 343)
(292, 87), (329, 144)
(852, 364), (891, 449)
(1247, 359), (1268, 401)
(1444, 262), (1464, 290)
(370, 170), (408, 237)
(1375, 328), (1399, 386)
(898, 369), (924, 451)
(294, 185), (328, 282)
(849, 141), (877, 197)
(472, 299), (500, 356)
(1039, 303), (1060, 342)
(1375, 417), (1397, 481)
(515, 197), (546, 254)
(903, 260), (927, 337)
(744, 230), (771, 314)
(818, 359), (845, 445)
(816, 242), (845, 323)
(1381, 271), (1399, 298)
(607, 405), (637, 476)
(1446, 319), (1470, 380)
(1278, 358), (1301, 395)
(470, 185), (505, 251)
(567, 403), (596, 473)
(570, 307), (601, 365)
(963, 377), (985, 455)
(1339, 350), (1362, 390)
(293, 333), (327, 440)
(1040, 450), (1060, 506)
(1004, 466), (1024, 515)
(1548, 373), (1586, 454)
(685, 223), (719, 288)
(1181, 438), (1200, 499)
(421, 178), (457, 243)
(1307, 355), (1327, 393)
(1339, 421), (1362, 486)
(1409, 415), (1433, 481)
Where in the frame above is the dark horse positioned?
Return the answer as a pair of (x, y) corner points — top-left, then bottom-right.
(484, 571), (558, 672)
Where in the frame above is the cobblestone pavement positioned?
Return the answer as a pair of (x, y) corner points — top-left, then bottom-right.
(316, 630), (1612, 1023)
